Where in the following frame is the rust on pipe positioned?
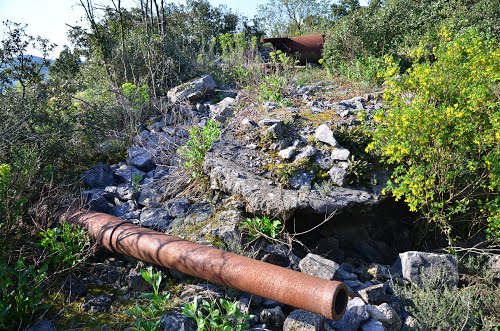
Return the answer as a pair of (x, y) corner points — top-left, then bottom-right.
(261, 34), (325, 64)
(59, 208), (348, 320)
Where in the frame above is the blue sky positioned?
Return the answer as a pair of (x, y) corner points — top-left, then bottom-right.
(0, 0), (366, 57)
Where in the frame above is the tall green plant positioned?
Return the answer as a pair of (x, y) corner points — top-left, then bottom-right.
(367, 28), (500, 242)
(180, 120), (220, 180)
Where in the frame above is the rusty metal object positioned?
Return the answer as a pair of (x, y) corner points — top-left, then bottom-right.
(59, 208), (348, 320)
(261, 34), (325, 64)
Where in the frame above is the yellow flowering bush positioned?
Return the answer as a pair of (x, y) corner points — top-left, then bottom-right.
(367, 28), (500, 241)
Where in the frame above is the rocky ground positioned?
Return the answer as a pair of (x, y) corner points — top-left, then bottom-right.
(30, 74), (500, 331)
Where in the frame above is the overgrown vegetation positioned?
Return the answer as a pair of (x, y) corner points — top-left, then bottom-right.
(0, 0), (499, 327)
(367, 28), (499, 242)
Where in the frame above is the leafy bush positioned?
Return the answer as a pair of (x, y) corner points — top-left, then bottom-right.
(125, 266), (170, 331)
(393, 275), (500, 329)
(367, 28), (500, 241)
(257, 74), (291, 106)
(180, 120), (220, 180)
(182, 297), (253, 331)
(39, 223), (91, 268)
(240, 216), (283, 240)
(122, 83), (150, 110)
(0, 258), (48, 330)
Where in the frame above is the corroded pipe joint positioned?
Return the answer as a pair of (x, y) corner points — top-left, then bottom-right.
(59, 208), (348, 320)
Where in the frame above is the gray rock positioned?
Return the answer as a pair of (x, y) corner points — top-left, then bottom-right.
(242, 118), (258, 130)
(266, 123), (284, 139)
(82, 189), (112, 213)
(299, 253), (339, 280)
(111, 200), (138, 217)
(204, 140), (379, 220)
(360, 319), (385, 331)
(211, 97), (235, 118)
(114, 164), (145, 184)
(330, 297), (369, 331)
(315, 151), (333, 170)
(315, 124), (337, 146)
(278, 146), (297, 160)
(258, 118), (283, 127)
(138, 188), (162, 207)
(328, 166), (347, 187)
(393, 251), (459, 287)
(488, 254), (500, 279)
(289, 171), (315, 190)
(81, 163), (116, 188)
(367, 264), (392, 281)
(167, 75), (217, 103)
(264, 101), (278, 110)
(331, 148), (350, 161)
(260, 306), (285, 330)
(367, 303), (401, 330)
(295, 145), (317, 161)
(140, 208), (171, 230)
(160, 310), (196, 331)
(165, 198), (192, 218)
(104, 184), (137, 201)
(335, 268), (358, 281)
(27, 320), (55, 331)
(283, 309), (325, 331)
(359, 283), (389, 305)
(127, 147), (156, 172)
(128, 268), (152, 292)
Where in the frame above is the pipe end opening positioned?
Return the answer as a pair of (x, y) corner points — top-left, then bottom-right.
(332, 287), (348, 319)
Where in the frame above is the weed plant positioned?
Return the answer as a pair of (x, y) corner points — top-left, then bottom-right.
(182, 297), (254, 331)
(240, 216), (283, 240)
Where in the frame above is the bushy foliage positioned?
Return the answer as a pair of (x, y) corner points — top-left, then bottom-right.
(39, 223), (91, 268)
(367, 28), (500, 241)
(180, 120), (220, 180)
(0, 258), (48, 330)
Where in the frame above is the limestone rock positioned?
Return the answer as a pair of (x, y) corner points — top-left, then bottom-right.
(260, 306), (286, 330)
(295, 145), (317, 161)
(299, 253), (339, 280)
(393, 251), (459, 287)
(278, 146), (297, 160)
(139, 208), (171, 231)
(488, 254), (500, 279)
(81, 163), (116, 188)
(283, 309), (326, 331)
(331, 148), (350, 161)
(315, 124), (337, 146)
(360, 319), (385, 331)
(160, 310), (196, 331)
(330, 297), (369, 331)
(367, 303), (402, 331)
(328, 166), (347, 187)
(127, 147), (156, 172)
(167, 75), (216, 103)
(359, 283), (389, 305)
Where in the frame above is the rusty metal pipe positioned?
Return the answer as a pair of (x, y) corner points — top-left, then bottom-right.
(59, 208), (348, 320)
(261, 34), (325, 64)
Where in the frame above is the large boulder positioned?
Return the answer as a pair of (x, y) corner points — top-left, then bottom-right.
(127, 147), (156, 172)
(204, 140), (379, 220)
(167, 75), (217, 103)
(81, 163), (116, 188)
(393, 251), (459, 287)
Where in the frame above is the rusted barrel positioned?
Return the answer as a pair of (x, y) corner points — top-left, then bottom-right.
(261, 34), (325, 64)
(59, 208), (348, 320)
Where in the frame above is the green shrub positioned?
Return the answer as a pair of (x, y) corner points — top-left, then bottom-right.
(0, 258), (48, 330)
(182, 297), (253, 331)
(180, 120), (220, 180)
(257, 74), (291, 106)
(393, 275), (500, 330)
(39, 223), (91, 268)
(240, 216), (283, 240)
(367, 28), (500, 242)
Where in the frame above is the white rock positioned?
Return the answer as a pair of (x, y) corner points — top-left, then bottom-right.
(278, 146), (297, 160)
(314, 124), (337, 146)
(331, 148), (350, 161)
